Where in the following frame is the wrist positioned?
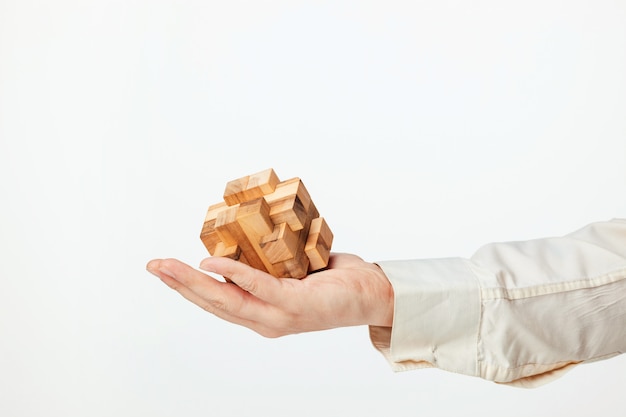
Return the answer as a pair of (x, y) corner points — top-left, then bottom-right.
(370, 262), (395, 327)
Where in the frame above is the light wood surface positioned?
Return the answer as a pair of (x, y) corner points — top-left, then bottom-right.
(200, 168), (333, 278)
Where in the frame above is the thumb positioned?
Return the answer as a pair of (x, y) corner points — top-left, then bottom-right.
(199, 257), (285, 303)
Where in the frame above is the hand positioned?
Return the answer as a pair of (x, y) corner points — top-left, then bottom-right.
(146, 253), (394, 337)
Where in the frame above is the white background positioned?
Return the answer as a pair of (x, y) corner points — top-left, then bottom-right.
(1, 1), (625, 416)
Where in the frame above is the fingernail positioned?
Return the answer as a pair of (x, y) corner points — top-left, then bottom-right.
(146, 260), (176, 280)
(146, 260), (160, 277)
(199, 258), (212, 271)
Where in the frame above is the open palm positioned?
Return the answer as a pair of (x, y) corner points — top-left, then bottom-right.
(147, 253), (394, 337)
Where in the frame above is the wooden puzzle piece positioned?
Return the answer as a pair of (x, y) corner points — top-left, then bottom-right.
(200, 168), (333, 279)
(305, 217), (333, 271)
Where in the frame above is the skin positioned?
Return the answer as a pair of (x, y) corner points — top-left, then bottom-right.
(146, 253), (394, 337)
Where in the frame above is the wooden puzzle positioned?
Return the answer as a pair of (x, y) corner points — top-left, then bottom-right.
(200, 168), (333, 279)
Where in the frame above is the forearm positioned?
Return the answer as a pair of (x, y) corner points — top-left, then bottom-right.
(371, 218), (626, 387)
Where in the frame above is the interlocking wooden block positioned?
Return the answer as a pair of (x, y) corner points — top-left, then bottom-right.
(223, 168), (280, 206)
(200, 168), (333, 278)
(305, 217), (333, 271)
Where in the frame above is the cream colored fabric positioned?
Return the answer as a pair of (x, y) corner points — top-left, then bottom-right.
(371, 219), (626, 388)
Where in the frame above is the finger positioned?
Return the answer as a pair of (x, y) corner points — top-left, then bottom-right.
(159, 273), (288, 337)
(199, 257), (293, 305)
(146, 259), (293, 337)
(147, 259), (267, 319)
(148, 265), (253, 322)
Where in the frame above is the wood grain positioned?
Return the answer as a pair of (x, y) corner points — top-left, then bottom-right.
(200, 168), (332, 278)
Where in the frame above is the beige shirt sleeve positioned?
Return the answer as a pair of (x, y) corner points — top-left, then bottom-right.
(370, 218), (626, 388)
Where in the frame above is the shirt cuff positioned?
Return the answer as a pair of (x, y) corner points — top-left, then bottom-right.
(371, 258), (481, 377)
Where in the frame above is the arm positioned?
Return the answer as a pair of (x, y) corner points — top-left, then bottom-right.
(372, 218), (626, 387)
(146, 253), (394, 337)
(147, 218), (626, 387)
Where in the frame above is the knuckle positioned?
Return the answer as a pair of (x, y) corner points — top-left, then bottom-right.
(201, 297), (228, 314)
(238, 278), (259, 295)
(231, 269), (264, 294)
(275, 314), (301, 335)
(200, 302), (216, 314)
(257, 328), (286, 339)
(163, 279), (183, 291)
